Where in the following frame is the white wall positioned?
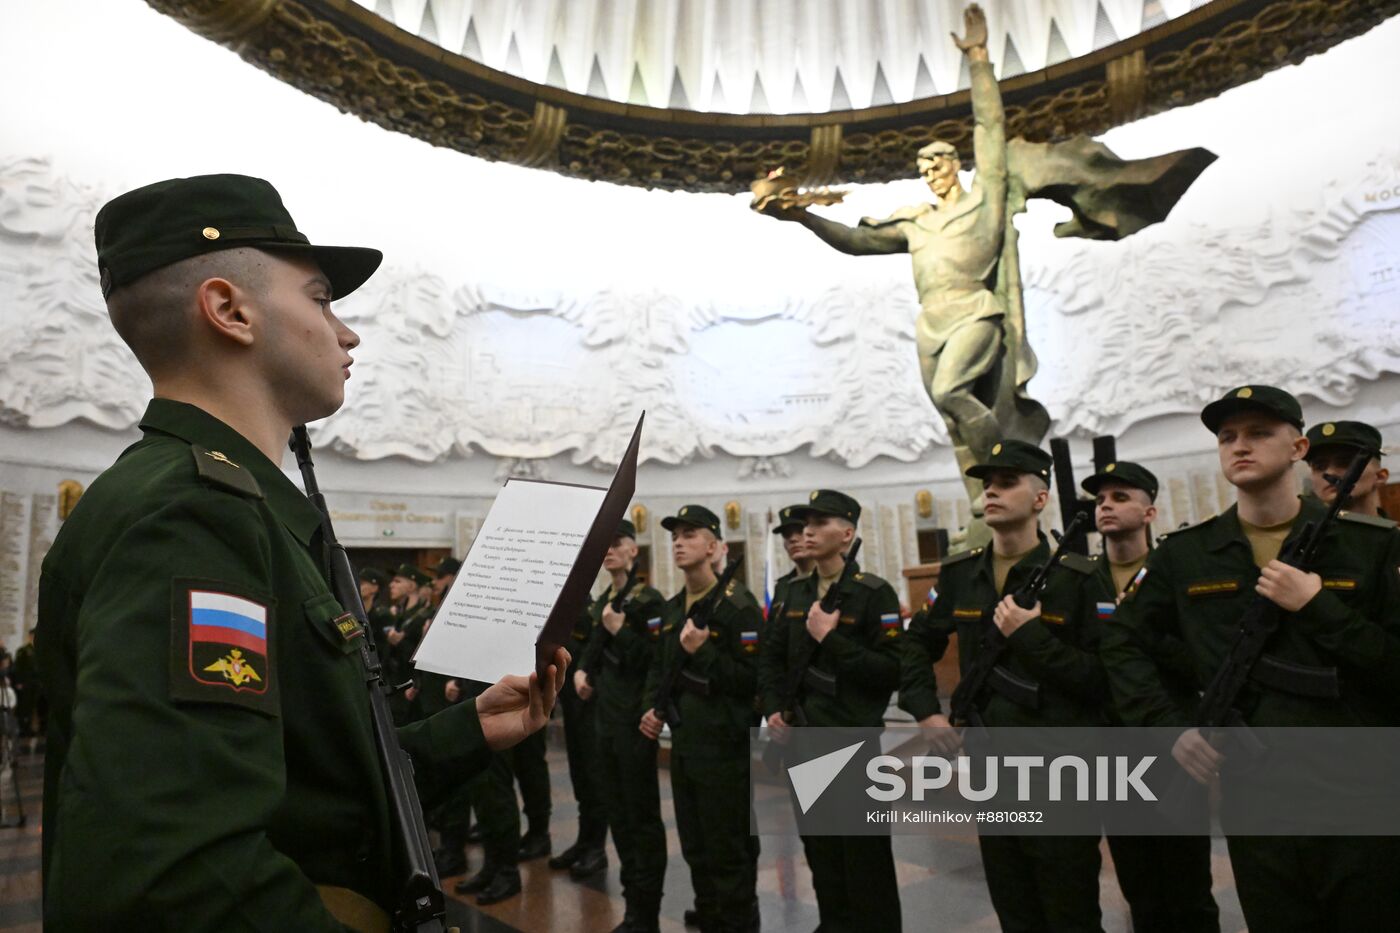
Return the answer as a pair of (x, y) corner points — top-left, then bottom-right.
(1, 1), (1399, 648)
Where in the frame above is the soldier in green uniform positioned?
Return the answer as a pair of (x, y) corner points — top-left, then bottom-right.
(12, 628), (39, 738)
(410, 558), (472, 880)
(550, 598), (610, 880)
(552, 521), (642, 880)
(1102, 385), (1400, 931)
(36, 173), (564, 931)
(1081, 461), (1219, 933)
(1305, 420), (1389, 517)
(385, 564), (434, 723)
(768, 504), (813, 626)
(640, 505), (762, 933)
(578, 524), (668, 932)
(509, 712), (553, 862)
(359, 567), (395, 662)
(759, 489), (904, 933)
(450, 672), (526, 906)
(899, 442), (1109, 932)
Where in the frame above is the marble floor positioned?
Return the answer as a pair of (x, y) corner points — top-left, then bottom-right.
(0, 730), (1247, 932)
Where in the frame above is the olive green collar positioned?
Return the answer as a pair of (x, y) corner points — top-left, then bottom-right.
(976, 533), (1050, 585)
(138, 398), (324, 546)
(1203, 497), (1323, 553)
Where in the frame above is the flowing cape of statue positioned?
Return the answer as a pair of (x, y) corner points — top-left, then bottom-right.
(994, 139), (1218, 443)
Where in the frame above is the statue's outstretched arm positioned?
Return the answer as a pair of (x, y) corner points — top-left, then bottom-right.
(794, 209), (908, 256)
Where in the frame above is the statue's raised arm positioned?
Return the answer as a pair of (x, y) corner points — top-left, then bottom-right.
(959, 3), (1007, 232)
(746, 1), (1215, 541)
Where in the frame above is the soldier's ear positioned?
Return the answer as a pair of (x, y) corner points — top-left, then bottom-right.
(1291, 433), (1310, 464)
(195, 276), (254, 348)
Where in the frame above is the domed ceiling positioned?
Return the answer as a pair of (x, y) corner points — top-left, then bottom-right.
(350, 0), (1194, 114)
(145, 0), (1400, 190)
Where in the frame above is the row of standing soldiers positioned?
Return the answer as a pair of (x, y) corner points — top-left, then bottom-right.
(555, 385), (1398, 933)
(373, 383), (1397, 933)
(358, 559), (554, 906)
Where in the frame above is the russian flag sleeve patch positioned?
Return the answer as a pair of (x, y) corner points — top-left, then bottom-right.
(170, 580), (278, 715)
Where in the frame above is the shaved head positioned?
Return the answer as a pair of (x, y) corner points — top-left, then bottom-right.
(106, 247), (270, 378)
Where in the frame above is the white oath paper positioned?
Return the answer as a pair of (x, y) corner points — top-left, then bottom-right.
(412, 479), (606, 683)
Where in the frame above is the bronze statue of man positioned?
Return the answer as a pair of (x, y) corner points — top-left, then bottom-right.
(757, 3), (1214, 518)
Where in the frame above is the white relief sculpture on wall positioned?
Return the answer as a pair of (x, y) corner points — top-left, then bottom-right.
(0, 157), (146, 430)
(1021, 148), (1400, 437)
(2, 152), (1400, 471)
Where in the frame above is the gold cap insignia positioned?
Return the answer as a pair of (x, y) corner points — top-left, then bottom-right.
(1106, 463), (1116, 472)
(1322, 423), (1336, 436)
(992, 443), (1002, 455)
(202, 226), (221, 240)
(680, 507), (689, 516)
(810, 491), (819, 501)
(204, 450), (239, 469)
(1237, 387), (1253, 399)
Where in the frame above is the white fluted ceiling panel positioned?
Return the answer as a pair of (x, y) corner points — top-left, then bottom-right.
(356, 0), (1203, 114)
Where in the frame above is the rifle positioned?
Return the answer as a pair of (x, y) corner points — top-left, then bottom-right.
(610, 559), (642, 612)
(1050, 438), (1108, 556)
(291, 428), (449, 933)
(1157, 452), (1370, 827)
(762, 539), (862, 772)
(588, 559), (643, 676)
(1177, 450), (1368, 758)
(948, 512), (1090, 728)
(652, 557), (743, 728)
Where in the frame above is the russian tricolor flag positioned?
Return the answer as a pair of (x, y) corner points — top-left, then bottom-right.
(190, 591), (268, 654)
(1096, 601), (1116, 621)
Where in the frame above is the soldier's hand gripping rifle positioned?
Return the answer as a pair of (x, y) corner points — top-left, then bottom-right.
(586, 559), (643, 681)
(948, 512), (1090, 730)
(652, 557), (744, 728)
(291, 428), (451, 933)
(762, 539), (862, 772)
(1159, 450), (1369, 822)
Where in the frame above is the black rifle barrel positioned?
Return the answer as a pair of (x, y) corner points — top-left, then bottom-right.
(291, 428), (446, 933)
(609, 560), (642, 613)
(949, 513), (1089, 724)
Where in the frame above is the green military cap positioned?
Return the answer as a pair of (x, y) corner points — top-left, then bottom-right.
(794, 489), (862, 524)
(393, 563), (432, 587)
(433, 557), (462, 578)
(1201, 385), (1304, 434)
(1081, 461), (1159, 501)
(1304, 420), (1383, 461)
(660, 505), (723, 538)
(94, 174), (382, 300)
(616, 519), (638, 540)
(357, 567), (388, 587)
(772, 504), (806, 535)
(965, 440), (1053, 483)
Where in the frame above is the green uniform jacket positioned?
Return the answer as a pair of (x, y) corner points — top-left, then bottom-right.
(900, 538), (1110, 727)
(759, 566), (902, 728)
(645, 580), (762, 757)
(579, 582), (667, 734)
(1102, 499), (1400, 729)
(1092, 554), (1199, 724)
(37, 400), (491, 932)
(767, 568), (801, 626)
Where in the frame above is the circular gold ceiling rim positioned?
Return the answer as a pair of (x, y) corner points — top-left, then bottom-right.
(148, 0), (1399, 192)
